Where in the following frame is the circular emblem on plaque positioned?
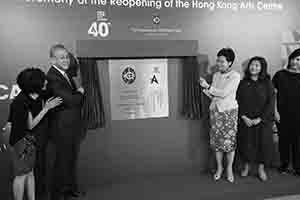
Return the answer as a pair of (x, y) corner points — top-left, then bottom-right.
(153, 14), (160, 25)
(122, 66), (136, 84)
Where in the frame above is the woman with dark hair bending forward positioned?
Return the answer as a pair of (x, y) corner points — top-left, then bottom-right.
(236, 57), (275, 181)
(8, 68), (62, 200)
(199, 48), (241, 183)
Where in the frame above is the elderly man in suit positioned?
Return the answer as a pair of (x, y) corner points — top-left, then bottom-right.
(47, 44), (85, 200)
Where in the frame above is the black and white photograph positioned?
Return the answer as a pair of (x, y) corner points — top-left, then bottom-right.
(0, 0), (300, 199)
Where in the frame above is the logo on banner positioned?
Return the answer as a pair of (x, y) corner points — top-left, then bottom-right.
(129, 14), (182, 36)
(150, 75), (158, 84)
(150, 66), (160, 84)
(88, 10), (111, 38)
(122, 67), (136, 84)
(152, 14), (160, 25)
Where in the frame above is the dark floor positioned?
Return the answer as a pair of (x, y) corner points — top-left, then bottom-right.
(1, 143), (299, 200)
(1, 169), (300, 200)
(80, 169), (300, 200)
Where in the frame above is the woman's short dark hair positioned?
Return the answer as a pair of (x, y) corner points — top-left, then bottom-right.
(16, 68), (46, 94)
(244, 56), (270, 80)
(287, 48), (300, 69)
(217, 48), (235, 67)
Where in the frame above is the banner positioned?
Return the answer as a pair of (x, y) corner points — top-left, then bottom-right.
(109, 59), (168, 120)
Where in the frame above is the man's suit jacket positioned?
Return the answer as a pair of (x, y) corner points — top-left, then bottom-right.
(46, 66), (84, 143)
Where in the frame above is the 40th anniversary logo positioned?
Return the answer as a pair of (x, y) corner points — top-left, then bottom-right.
(88, 10), (112, 37)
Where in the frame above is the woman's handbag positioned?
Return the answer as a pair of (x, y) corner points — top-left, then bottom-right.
(11, 133), (36, 176)
(2, 122), (37, 175)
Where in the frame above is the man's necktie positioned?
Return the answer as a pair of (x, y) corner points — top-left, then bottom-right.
(63, 72), (72, 87)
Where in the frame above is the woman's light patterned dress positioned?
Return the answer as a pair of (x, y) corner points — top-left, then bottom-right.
(209, 107), (238, 152)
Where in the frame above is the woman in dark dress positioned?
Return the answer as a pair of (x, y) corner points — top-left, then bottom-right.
(272, 48), (300, 176)
(9, 68), (62, 200)
(236, 56), (275, 181)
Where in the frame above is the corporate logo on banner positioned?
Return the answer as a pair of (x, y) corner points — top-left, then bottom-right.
(152, 14), (160, 25)
(122, 67), (136, 84)
(0, 84), (20, 101)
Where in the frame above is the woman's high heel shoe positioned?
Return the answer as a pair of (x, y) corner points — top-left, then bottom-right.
(258, 168), (268, 182)
(213, 169), (223, 181)
(214, 173), (221, 181)
(241, 168), (249, 177)
(227, 175), (234, 183)
(241, 164), (250, 177)
(227, 170), (235, 183)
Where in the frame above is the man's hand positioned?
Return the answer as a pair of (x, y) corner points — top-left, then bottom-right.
(73, 76), (85, 94)
(77, 87), (85, 94)
(72, 76), (82, 89)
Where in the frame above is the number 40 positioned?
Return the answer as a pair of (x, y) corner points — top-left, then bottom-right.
(88, 22), (110, 37)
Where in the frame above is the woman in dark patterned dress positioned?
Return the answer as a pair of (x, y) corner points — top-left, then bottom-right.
(236, 56), (275, 181)
(200, 48), (241, 183)
(9, 68), (62, 200)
